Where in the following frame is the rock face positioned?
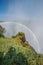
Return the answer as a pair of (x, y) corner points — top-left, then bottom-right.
(16, 32), (26, 42)
(15, 32), (36, 52)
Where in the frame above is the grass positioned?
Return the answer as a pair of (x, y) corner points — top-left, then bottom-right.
(0, 37), (22, 53)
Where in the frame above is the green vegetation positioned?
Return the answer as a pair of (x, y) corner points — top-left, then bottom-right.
(0, 25), (5, 37)
(0, 25), (43, 65)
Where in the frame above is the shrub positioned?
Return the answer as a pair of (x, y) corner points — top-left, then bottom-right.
(0, 25), (5, 37)
(0, 52), (3, 65)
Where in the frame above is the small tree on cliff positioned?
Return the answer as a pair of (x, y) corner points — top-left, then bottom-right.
(0, 25), (5, 37)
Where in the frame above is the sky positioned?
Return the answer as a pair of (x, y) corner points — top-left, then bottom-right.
(0, 0), (43, 53)
(0, 0), (43, 21)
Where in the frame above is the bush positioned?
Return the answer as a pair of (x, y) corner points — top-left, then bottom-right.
(0, 25), (5, 37)
(0, 52), (3, 65)
(15, 53), (28, 65)
(3, 47), (28, 65)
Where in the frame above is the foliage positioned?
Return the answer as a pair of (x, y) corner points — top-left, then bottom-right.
(0, 26), (43, 65)
(0, 25), (5, 37)
(0, 52), (3, 65)
(2, 47), (28, 65)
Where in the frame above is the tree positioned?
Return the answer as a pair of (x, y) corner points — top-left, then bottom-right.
(3, 47), (28, 65)
(3, 47), (16, 65)
(15, 53), (28, 65)
(0, 52), (3, 65)
(0, 25), (5, 37)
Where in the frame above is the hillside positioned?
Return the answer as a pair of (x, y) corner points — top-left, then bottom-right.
(0, 25), (43, 65)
